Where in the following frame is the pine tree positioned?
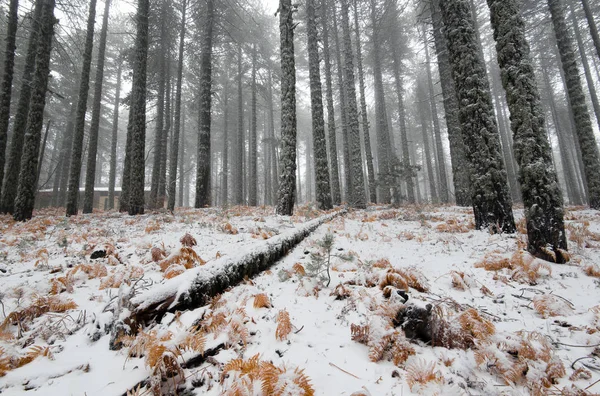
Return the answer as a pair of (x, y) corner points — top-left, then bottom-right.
(234, 41), (244, 206)
(306, 0), (332, 210)
(340, 0), (366, 208)
(416, 77), (438, 203)
(321, 0), (341, 205)
(439, 0), (515, 233)
(276, 0), (298, 215)
(13, 0), (56, 221)
(195, 0), (214, 208)
(127, 0), (150, 215)
(548, 0), (600, 209)
(107, 57), (122, 210)
(0, 0), (43, 213)
(248, 44), (258, 206)
(0, 0), (19, 202)
(167, 0), (187, 211)
(487, 0), (567, 262)
(580, 0), (600, 61)
(83, 0), (111, 213)
(65, 0), (97, 216)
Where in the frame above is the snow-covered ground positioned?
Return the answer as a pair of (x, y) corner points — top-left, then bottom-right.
(1, 205), (599, 395)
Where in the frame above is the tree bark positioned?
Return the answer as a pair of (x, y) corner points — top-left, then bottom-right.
(417, 79), (438, 203)
(234, 42), (244, 206)
(487, 0), (567, 262)
(439, 0), (515, 233)
(581, 0), (600, 61)
(249, 44), (258, 206)
(13, 0), (56, 221)
(158, 62), (171, 208)
(83, 0), (111, 213)
(108, 58), (122, 210)
(548, 0), (600, 209)
(65, 0), (97, 216)
(276, 0), (298, 215)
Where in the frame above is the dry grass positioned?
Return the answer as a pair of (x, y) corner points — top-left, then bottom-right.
(584, 263), (600, 277)
(0, 345), (53, 376)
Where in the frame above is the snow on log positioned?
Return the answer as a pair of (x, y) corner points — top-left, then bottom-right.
(128, 210), (344, 328)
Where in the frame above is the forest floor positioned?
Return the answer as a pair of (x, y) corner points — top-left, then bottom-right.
(0, 204), (599, 395)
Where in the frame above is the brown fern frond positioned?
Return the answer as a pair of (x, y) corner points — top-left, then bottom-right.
(450, 271), (469, 290)
(350, 324), (370, 345)
(584, 264), (600, 277)
(368, 334), (391, 362)
(405, 359), (442, 391)
(180, 233), (197, 247)
(474, 254), (513, 271)
(458, 308), (495, 341)
(276, 310), (292, 341)
(395, 268), (429, 292)
(164, 264), (186, 279)
(253, 293), (272, 309)
(372, 258), (392, 269)
(292, 262), (306, 276)
(379, 271), (408, 291)
(543, 358), (566, 387)
(390, 332), (415, 366)
(533, 295), (574, 318)
(330, 284), (351, 300)
(151, 247), (166, 263)
(17, 345), (53, 367)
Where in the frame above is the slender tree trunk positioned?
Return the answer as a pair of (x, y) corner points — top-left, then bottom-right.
(423, 29), (449, 203)
(321, 0), (341, 205)
(108, 58), (122, 210)
(178, 110), (185, 207)
(234, 42), (244, 206)
(352, 0), (375, 203)
(548, 0), (600, 209)
(439, 0), (515, 233)
(65, 0), (97, 216)
(127, 0), (150, 215)
(167, 0), (186, 211)
(249, 44), (258, 206)
(13, 0), (56, 221)
(306, 0), (332, 210)
(221, 68), (230, 207)
(276, 0), (298, 215)
(36, 120), (51, 187)
(83, 0), (111, 213)
(487, 0), (567, 262)
(1, 0), (43, 213)
(340, 0), (366, 208)
(195, 0), (214, 208)
(157, 63), (171, 208)
(0, 0), (19, 201)
(417, 79), (438, 203)
(581, 0), (600, 61)
(267, 70), (279, 205)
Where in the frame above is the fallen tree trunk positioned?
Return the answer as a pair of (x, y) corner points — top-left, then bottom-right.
(116, 210), (344, 344)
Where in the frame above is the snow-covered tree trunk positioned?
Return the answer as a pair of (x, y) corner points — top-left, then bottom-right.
(168, 0), (187, 212)
(83, 0), (111, 214)
(430, 0), (470, 206)
(353, 0), (376, 204)
(0, 0), (19, 203)
(249, 44), (258, 206)
(13, 0), (56, 221)
(548, 0), (600, 209)
(340, 0), (366, 208)
(127, 0), (150, 216)
(321, 0), (341, 206)
(108, 58), (122, 210)
(276, 0), (298, 215)
(306, 0), (332, 210)
(0, 0), (43, 214)
(487, 0), (567, 262)
(195, 0), (214, 208)
(65, 0), (97, 217)
(439, 0), (515, 233)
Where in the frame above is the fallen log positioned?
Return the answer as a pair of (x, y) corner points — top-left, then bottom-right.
(119, 210), (344, 340)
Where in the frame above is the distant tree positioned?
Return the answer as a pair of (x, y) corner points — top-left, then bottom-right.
(487, 0), (568, 262)
(580, 0), (600, 61)
(439, 0), (515, 233)
(65, 0), (97, 216)
(276, 0), (298, 215)
(1, 0), (43, 214)
(249, 44), (258, 206)
(547, 0), (600, 209)
(13, 0), (56, 221)
(107, 56), (122, 210)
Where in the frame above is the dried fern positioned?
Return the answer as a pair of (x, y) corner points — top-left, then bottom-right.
(180, 233), (197, 247)
(405, 359), (442, 391)
(276, 310), (292, 341)
(253, 293), (272, 309)
(533, 295), (574, 318)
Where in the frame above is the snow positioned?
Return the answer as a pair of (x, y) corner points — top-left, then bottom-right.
(1, 205), (600, 395)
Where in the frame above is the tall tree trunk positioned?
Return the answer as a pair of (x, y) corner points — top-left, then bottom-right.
(1, 0), (43, 213)
(581, 0), (600, 61)
(13, 0), (56, 221)
(570, 2), (600, 132)
(267, 69), (279, 205)
(340, 0), (366, 208)
(108, 58), (122, 210)
(0, 0), (19, 202)
(195, 0), (214, 208)
(178, 110), (186, 207)
(36, 120), (51, 187)
(83, 0), (111, 213)
(430, 0), (470, 206)
(321, 0), (341, 205)
(306, 0), (332, 210)
(353, 0), (375, 203)
(56, 100), (76, 207)
(423, 28), (449, 203)
(234, 42), (244, 206)
(221, 66), (230, 207)
(65, 0), (97, 216)
(276, 0), (298, 215)
(331, 4), (352, 202)
(417, 79), (438, 203)
(439, 0), (515, 233)
(548, 0), (600, 209)
(487, 0), (567, 262)
(167, 0), (186, 211)
(127, 0), (150, 215)
(248, 44), (258, 206)
(158, 63), (171, 208)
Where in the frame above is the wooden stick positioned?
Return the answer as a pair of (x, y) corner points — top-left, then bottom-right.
(329, 362), (360, 379)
